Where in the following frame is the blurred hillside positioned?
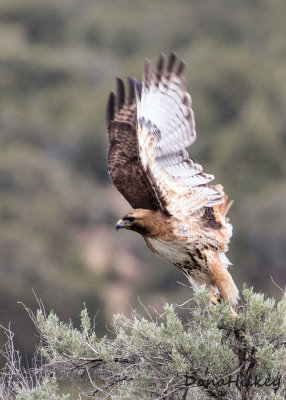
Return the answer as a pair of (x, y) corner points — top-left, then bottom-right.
(0, 0), (286, 361)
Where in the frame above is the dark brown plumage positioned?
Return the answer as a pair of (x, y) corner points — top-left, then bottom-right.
(107, 78), (160, 211)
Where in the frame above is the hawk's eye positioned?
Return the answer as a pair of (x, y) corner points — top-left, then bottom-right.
(126, 216), (135, 222)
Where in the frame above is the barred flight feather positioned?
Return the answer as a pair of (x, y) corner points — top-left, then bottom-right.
(135, 53), (224, 218)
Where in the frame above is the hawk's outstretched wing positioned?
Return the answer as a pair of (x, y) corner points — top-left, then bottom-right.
(134, 53), (224, 220)
(107, 78), (160, 210)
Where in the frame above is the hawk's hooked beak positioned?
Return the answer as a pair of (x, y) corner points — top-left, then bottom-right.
(116, 219), (130, 231)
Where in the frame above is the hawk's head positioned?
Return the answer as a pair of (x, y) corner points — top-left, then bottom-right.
(116, 209), (166, 237)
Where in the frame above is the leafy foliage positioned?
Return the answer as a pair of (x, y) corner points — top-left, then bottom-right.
(1, 288), (285, 399)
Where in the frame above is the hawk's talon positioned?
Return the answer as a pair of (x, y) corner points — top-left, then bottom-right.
(210, 293), (222, 305)
(210, 290), (237, 317)
(229, 306), (237, 317)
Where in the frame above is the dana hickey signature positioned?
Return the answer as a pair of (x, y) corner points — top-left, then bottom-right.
(184, 372), (281, 392)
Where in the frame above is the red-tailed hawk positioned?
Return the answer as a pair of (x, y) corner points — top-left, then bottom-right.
(107, 53), (239, 310)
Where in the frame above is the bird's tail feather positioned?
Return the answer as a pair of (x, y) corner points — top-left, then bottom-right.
(208, 251), (239, 306)
(217, 192), (233, 219)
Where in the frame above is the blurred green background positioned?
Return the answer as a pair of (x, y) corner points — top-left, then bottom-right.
(0, 0), (285, 362)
